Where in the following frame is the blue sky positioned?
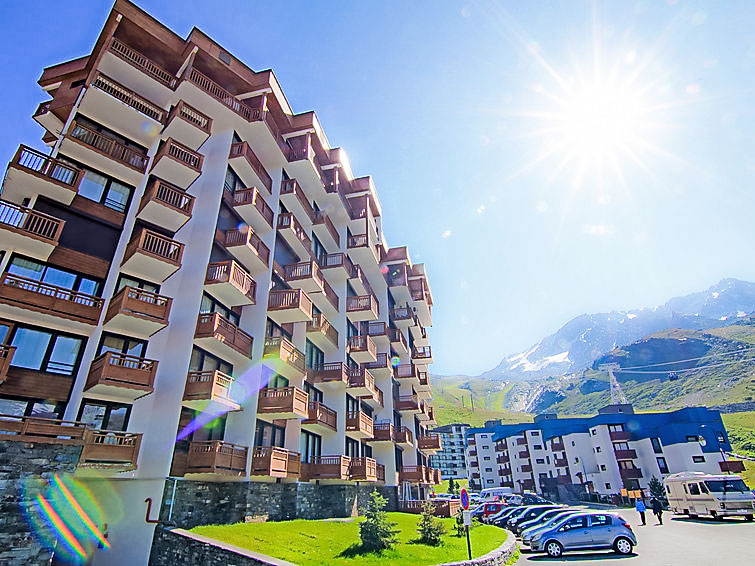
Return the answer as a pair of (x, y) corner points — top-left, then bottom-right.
(1, 1), (754, 376)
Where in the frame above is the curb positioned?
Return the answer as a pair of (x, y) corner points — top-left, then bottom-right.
(438, 530), (518, 566)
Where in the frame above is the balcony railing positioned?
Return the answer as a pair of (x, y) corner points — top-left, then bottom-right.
(91, 72), (165, 122)
(263, 336), (307, 375)
(610, 430), (632, 442)
(388, 328), (408, 351)
(232, 187), (274, 227)
(195, 312), (253, 358)
(140, 179), (195, 216)
(364, 353), (392, 373)
(250, 446), (300, 478)
(0, 199), (65, 244)
(183, 370), (236, 406)
(551, 441), (566, 451)
(109, 37), (177, 88)
(257, 386), (308, 418)
(277, 213), (311, 253)
(167, 100), (212, 134)
(516, 437), (528, 446)
(229, 142), (272, 193)
(280, 179), (315, 222)
(0, 273), (103, 323)
(348, 334), (377, 359)
(284, 260), (324, 288)
(365, 321), (388, 340)
(306, 313), (338, 348)
(185, 440), (248, 476)
(396, 394), (420, 412)
(68, 121), (148, 171)
(394, 426), (414, 445)
(78, 430), (142, 469)
(394, 363), (417, 380)
(349, 457), (377, 481)
(371, 422), (394, 442)
(186, 67), (261, 122)
(105, 285), (172, 328)
(10, 145), (83, 189)
(0, 414), (86, 443)
(389, 306), (415, 325)
(85, 351), (157, 393)
(412, 346), (433, 362)
(206, 261), (256, 304)
(346, 295), (378, 316)
(418, 435), (442, 451)
(224, 227), (271, 267)
(346, 410), (374, 437)
(123, 228), (184, 268)
(301, 455), (351, 481)
(318, 252), (354, 275)
(309, 362), (349, 386)
(521, 464), (533, 473)
(619, 467), (643, 480)
(554, 457), (569, 467)
(303, 401), (337, 431)
(312, 211), (340, 247)
(613, 449), (638, 460)
(267, 288), (313, 319)
(154, 138), (203, 172)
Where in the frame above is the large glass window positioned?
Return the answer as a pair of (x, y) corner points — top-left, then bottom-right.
(305, 340), (324, 371)
(9, 326), (84, 376)
(189, 347), (232, 375)
(77, 400), (132, 431)
(300, 430), (321, 463)
(199, 293), (239, 325)
(98, 333), (147, 358)
(224, 166), (243, 195)
(266, 318), (292, 341)
(345, 437), (359, 457)
(303, 382), (322, 403)
(7, 257), (102, 296)
(116, 275), (159, 294)
(254, 420), (285, 448)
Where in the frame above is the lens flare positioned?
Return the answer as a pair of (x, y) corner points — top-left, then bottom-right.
(36, 494), (88, 559)
(53, 476), (110, 550)
(391, 356), (401, 367)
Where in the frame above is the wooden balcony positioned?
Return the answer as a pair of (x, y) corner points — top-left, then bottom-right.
(162, 100), (212, 150)
(349, 457), (378, 482)
(411, 346), (434, 365)
(184, 66), (260, 123)
(194, 312), (253, 364)
(348, 265), (373, 297)
(305, 313), (338, 353)
(389, 306), (416, 330)
(396, 394), (420, 413)
(185, 440), (247, 478)
(3, 145), (82, 205)
(376, 463), (386, 483)
(0, 414), (86, 444)
(347, 234), (380, 269)
(551, 441), (566, 451)
(309, 362), (350, 388)
(150, 138), (203, 189)
(516, 437), (528, 445)
(719, 460), (746, 473)
(619, 467), (643, 480)
(521, 464), (533, 473)
(64, 120), (148, 186)
(394, 426), (414, 447)
(204, 261), (256, 306)
(257, 386), (308, 420)
(418, 434), (442, 453)
(277, 213), (311, 260)
(409, 277), (432, 328)
(284, 260), (325, 295)
(499, 465), (512, 475)
(363, 353), (392, 379)
(613, 449), (638, 460)
(33, 101), (63, 138)
(369, 422), (394, 443)
(137, 179), (194, 233)
(267, 288), (313, 324)
(554, 457), (569, 467)
(105, 37), (178, 93)
(416, 371), (431, 394)
(78, 430), (142, 471)
(410, 323), (429, 347)
(346, 410), (374, 440)
(103, 286), (171, 338)
(0, 344), (15, 384)
(84, 352), (157, 402)
(399, 499), (459, 517)
(387, 263), (411, 304)
(0, 273), (103, 325)
(250, 446), (300, 479)
(394, 363), (420, 386)
(0, 200), (64, 261)
(496, 454), (510, 464)
(301, 455), (351, 482)
(518, 450), (530, 459)
(231, 187), (274, 234)
(347, 334), (377, 363)
(121, 228), (183, 282)
(262, 337), (306, 380)
(364, 321), (390, 350)
(183, 370), (240, 412)
(388, 327), (408, 355)
(312, 210), (340, 252)
(399, 466), (433, 484)
(283, 133), (326, 200)
(80, 72), (165, 147)
(346, 295), (379, 323)
(610, 430), (632, 441)
(310, 277), (339, 318)
(318, 252), (354, 282)
(302, 401), (337, 433)
(229, 142), (272, 194)
(223, 227), (270, 275)
(280, 178), (315, 224)
(425, 405), (436, 424)
(347, 366), (380, 399)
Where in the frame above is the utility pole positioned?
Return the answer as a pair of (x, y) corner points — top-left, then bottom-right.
(470, 395), (475, 412)
(599, 363), (627, 405)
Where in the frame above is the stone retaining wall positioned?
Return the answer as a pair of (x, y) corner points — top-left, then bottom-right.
(439, 531), (518, 566)
(0, 440), (83, 566)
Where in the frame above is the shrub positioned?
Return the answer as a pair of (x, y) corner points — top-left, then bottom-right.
(360, 490), (399, 552)
(648, 476), (668, 506)
(417, 500), (446, 546)
(454, 507), (465, 537)
(448, 478), (457, 495)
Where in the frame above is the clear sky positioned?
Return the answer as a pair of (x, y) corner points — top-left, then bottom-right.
(1, 1), (754, 376)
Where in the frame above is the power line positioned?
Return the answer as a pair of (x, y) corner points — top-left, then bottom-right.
(614, 345), (755, 370)
(615, 358), (752, 375)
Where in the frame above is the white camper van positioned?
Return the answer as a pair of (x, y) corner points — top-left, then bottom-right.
(480, 487), (514, 501)
(664, 472), (754, 521)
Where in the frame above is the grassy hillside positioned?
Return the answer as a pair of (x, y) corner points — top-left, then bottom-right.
(431, 375), (532, 427)
(722, 411), (755, 487)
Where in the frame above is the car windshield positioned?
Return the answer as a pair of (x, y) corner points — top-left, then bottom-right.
(704, 479), (749, 493)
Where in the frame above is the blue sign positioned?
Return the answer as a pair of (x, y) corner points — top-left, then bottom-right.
(460, 488), (470, 510)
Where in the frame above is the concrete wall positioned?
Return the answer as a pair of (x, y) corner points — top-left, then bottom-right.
(0, 440), (82, 566)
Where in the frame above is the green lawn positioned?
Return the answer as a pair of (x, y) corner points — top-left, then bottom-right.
(722, 411), (755, 487)
(437, 478), (468, 494)
(190, 512), (507, 566)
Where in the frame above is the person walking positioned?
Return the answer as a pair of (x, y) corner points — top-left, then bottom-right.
(651, 497), (663, 525)
(635, 498), (647, 525)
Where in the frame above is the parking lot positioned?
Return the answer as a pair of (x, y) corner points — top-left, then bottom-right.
(515, 510), (755, 565)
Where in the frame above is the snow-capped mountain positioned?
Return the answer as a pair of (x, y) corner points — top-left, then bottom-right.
(479, 278), (755, 382)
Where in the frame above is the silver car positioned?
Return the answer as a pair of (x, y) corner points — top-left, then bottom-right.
(521, 509), (581, 546)
(530, 512), (637, 558)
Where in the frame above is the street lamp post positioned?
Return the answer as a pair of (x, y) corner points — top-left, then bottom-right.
(698, 425), (729, 475)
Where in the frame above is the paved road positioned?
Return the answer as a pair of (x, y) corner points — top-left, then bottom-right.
(515, 510), (755, 565)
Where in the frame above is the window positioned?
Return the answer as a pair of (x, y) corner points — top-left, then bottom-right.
(480, 434), (488, 439)
(595, 446), (602, 453)
(657, 457), (669, 474)
(531, 431), (540, 436)
(483, 456), (491, 461)
(116, 275), (159, 294)
(571, 440), (576, 446)
(692, 456), (705, 463)
(536, 458), (545, 464)
(76, 168), (133, 212)
(189, 347), (232, 375)
(485, 467), (493, 472)
(717, 432), (726, 444)
(688, 483), (701, 496)
(303, 381), (322, 403)
(200, 293), (239, 325)
(266, 318), (292, 341)
(77, 400), (131, 431)
(305, 340), (324, 371)
(605, 483), (611, 490)
(8, 257), (102, 296)
(699, 482), (709, 494)
(254, 420), (285, 447)
(98, 333), (146, 359)
(300, 431), (321, 463)
(686, 435), (699, 443)
(590, 514), (611, 527)
(486, 479), (494, 484)
(614, 442), (629, 451)
(0, 398), (64, 419)
(534, 444), (542, 450)
(591, 429), (597, 436)
(345, 437), (359, 457)
(600, 464), (607, 471)
(9, 326), (84, 376)
(649, 437), (663, 453)
(561, 516), (588, 531)
(574, 457), (580, 463)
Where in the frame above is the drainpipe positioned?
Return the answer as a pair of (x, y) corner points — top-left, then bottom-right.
(167, 477), (179, 523)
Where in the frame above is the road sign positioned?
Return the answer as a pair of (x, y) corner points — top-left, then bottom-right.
(463, 510), (472, 526)
(460, 488), (470, 510)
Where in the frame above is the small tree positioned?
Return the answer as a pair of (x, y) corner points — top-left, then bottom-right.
(448, 478), (457, 495)
(360, 490), (399, 552)
(648, 476), (667, 505)
(454, 507), (465, 537)
(417, 500), (446, 546)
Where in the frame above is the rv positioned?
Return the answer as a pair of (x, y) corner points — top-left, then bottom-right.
(664, 472), (754, 521)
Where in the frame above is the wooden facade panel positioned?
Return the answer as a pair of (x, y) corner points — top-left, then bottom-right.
(70, 195), (125, 227)
(48, 246), (111, 279)
(1, 367), (74, 402)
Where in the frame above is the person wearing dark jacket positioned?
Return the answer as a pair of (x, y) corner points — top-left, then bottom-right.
(651, 498), (663, 525)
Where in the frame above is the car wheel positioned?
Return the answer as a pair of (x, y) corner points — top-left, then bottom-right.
(545, 540), (564, 558)
(614, 537), (633, 555)
(745, 514), (753, 522)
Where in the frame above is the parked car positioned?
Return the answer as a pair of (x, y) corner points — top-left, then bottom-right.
(490, 506), (525, 526)
(521, 510), (582, 547)
(469, 504), (486, 520)
(480, 502), (507, 522)
(500, 506), (536, 529)
(508, 505), (562, 533)
(530, 512), (637, 558)
(515, 506), (571, 536)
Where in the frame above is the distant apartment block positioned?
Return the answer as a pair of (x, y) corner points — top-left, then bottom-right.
(465, 404), (745, 496)
(429, 422), (469, 479)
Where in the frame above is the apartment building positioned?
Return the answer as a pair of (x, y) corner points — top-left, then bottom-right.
(465, 404), (745, 497)
(429, 422), (469, 479)
(0, 1), (441, 563)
